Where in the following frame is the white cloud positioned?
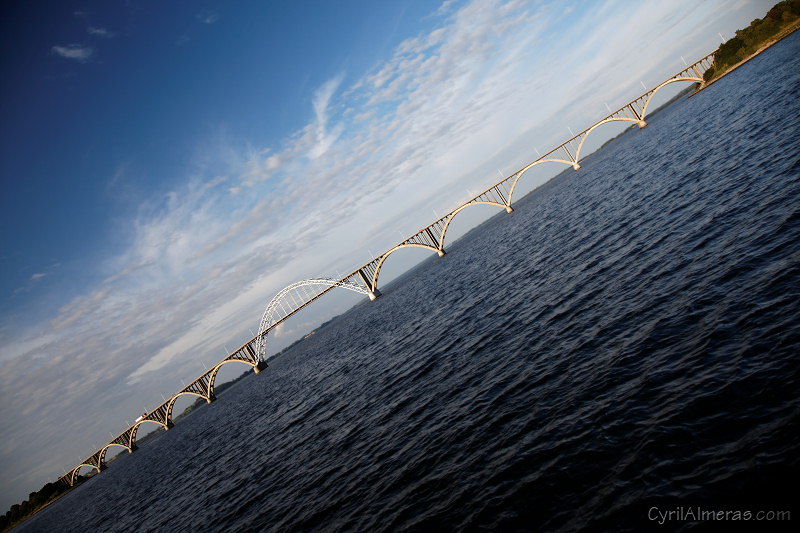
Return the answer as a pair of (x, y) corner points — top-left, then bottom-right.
(87, 26), (114, 37)
(11, 263), (60, 294)
(51, 44), (93, 62)
(0, 333), (57, 364)
(266, 154), (281, 169)
(309, 74), (345, 159)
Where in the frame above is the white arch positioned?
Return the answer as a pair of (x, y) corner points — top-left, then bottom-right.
(165, 389), (214, 422)
(506, 157), (577, 206)
(128, 417), (170, 448)
(368, 243), (443, 292)
(255, 278), (370, 358)
(68, 464), (99, 485)
(98, 442), (133, 465)
(573, 116), (644, 163)
(640, 76), (703, 119)
(436, 201), (511, 253)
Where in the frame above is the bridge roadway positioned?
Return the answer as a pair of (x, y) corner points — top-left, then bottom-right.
(58, 51), (714, 486)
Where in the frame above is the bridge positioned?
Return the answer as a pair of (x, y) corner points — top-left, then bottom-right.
(58, 51), (713, 486)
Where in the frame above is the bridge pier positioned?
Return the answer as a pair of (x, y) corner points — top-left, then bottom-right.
(437, 249), (445, 257)
(253, 360), (268, 374)
(638, 120), (647, 128)
(368, 289), (381, 301)
(206, 393), (217, 404)
(505, 205), (513, 213)
(573, 163), (581, 170)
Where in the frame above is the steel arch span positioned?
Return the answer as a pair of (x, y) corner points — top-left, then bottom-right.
(97, 442), (134, 466)
(255, 278), (372, 359)
(205, 350), (262, 394)
(367, 243), (443, 294)
(129, 418), (172, 447)
(436, 200), (513, 251)
(365, 199), (513, 294)
(164, 389), (215, 424)
(67, 464), (100, 486)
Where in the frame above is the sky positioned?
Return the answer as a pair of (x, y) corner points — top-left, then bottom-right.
(0, 0), (772, 511)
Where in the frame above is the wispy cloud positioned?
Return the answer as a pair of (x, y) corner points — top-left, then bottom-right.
(309, 74), (345, 159)
(196, 10), (220, 25)
(12, 264), (60, 295)
(51, 44), (93, 62)
(178, 10), (220, 46)
(87, 26), (114, 38)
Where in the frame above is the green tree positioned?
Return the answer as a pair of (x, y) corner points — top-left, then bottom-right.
(705, 0), (800, 83)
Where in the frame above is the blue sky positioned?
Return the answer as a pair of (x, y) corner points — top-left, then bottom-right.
(0, 0), (770, 511)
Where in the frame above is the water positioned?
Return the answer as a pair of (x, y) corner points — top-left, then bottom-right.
(20, 34), (800, 532)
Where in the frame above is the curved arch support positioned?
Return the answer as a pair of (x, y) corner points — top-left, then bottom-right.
(639, 76), (703, 120)
(128, 418), (171, 449)
(205, 358), (262, 399)
(573, 116), (644, 163)
(98, 442), (134, 465)
(255, 278), (372, 358)
(437, 201), (515, 254)
(506, 157), (580, 206)
(67, 463), (102, 485)
(369, 243), (443, 293)
(164, 390), (215, 422)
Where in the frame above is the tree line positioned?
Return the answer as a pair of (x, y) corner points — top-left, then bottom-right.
(704, 0), (800, 82)
(1, 481), (72, 531)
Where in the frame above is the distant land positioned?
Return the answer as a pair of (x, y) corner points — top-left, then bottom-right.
(702, 0), (800, 85)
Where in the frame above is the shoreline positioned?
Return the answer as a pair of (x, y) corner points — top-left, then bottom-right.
(695, 23), (800, 95)
(3, 485), (75, 532)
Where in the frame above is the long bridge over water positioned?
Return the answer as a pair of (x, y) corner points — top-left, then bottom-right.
(58, 51), (715, 487)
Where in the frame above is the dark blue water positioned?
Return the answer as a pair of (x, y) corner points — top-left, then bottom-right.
(20, 35), (800, 532)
